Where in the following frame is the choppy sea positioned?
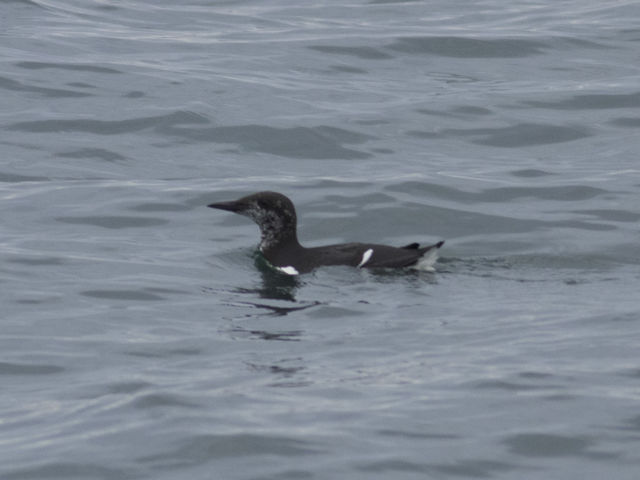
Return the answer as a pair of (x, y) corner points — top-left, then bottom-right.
(2, 1), (640, 479)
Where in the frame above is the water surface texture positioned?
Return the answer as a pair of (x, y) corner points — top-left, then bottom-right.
(2, 1), (640, 479)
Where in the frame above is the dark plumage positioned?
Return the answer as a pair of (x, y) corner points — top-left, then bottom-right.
(208, 191), (444, 275)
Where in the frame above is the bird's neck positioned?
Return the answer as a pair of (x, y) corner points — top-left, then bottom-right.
(259, 225), (301, 253)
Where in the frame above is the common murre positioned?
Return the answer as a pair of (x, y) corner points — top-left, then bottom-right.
(208, 191), (444, 275)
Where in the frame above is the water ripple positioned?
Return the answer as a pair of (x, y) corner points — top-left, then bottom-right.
(15, 61), (123, 74)
(0, 75), (92, 98)
(158, 124), (373, 159)
(524, 91), (640, 110)
(408, 122), (591, 147)
(139, 434), (320, 465)
(7, 111), (208, 135)
(55, 216), (168, 229)
(387, 36), (547, 58)
(0, 362), (64, 375)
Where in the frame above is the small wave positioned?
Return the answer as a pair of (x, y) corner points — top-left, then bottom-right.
(387, 36), (546, 58)
(308, 45), (392, 60)
(524, 91), (640, 110)
(158, 124), (374, 160)
(56, 216), (168, 228)
(0, 362), (64, 375)
(55, 148), (126, 162)
(0, 75), (92, 98)
(15, 61), (122, 74)
(408, 122), (591, 147)
(7, 111), (208, 135)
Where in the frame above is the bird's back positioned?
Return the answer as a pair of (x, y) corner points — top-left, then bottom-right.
(292, 241), (443, 272)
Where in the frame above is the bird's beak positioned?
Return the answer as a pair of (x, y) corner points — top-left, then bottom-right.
(207, 200), (243, 213)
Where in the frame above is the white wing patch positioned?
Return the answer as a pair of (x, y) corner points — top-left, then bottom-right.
(357, 248), (374, 268)
(276, 265), (299, 275)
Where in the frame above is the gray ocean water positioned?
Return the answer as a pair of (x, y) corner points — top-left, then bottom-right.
(2, 1), (640, 479)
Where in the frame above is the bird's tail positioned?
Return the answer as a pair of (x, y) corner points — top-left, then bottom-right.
(413, 241), (444, 272)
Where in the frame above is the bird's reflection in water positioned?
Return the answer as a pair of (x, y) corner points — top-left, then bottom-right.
(246, 360), (310, 388)
(228, 325), (303, 341)
(254, 253), (300, 302)
(230, 253), (303, 304)
(226, 252), (321, 342)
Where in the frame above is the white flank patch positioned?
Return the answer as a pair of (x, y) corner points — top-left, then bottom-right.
(276, 265), (299, 275)
(357, 248), (374, 268)
(412, 248), (440, 272)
